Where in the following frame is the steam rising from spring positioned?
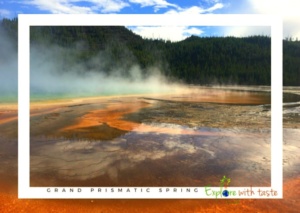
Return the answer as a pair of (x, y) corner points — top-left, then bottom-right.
(0, 26), (17, 101)
(30, 42), (184, 100)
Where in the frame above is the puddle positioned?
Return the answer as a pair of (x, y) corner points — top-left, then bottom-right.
(30, 124), (272, 187)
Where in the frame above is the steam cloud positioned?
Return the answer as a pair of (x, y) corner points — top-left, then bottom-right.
(1, 25), (185, 103)
(30, 41), (184, 100)
(0, 26), (17, 101)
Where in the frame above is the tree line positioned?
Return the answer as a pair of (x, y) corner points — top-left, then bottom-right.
(1, 18), (299, 86)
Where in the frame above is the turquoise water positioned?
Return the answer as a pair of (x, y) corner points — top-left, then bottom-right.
(2, 89), (171, 103)
(0, 95), (17, 103)
(29, 88), (174, 102)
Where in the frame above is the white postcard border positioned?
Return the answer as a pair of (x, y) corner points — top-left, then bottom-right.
(18, 14), (282, 199)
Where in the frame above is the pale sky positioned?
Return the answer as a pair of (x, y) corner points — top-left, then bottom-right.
(0, 0), (299, 41)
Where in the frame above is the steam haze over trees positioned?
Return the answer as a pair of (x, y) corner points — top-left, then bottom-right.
(1, 18), (300, 100)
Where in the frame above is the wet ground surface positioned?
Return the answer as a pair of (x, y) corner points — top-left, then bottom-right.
(0, 86), (300, 212)
(26, 87), (273, 187)
(30, 127), (271, 187)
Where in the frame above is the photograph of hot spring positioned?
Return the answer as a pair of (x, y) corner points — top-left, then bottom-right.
(1, 20), (300, 212)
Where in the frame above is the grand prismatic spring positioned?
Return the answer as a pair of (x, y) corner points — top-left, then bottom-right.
(0, 86), (300, 212)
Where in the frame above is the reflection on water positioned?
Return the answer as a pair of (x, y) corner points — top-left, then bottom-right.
(1, 86), (300, 211)
(2, 87), (300, 188)
(27, 87), (277, 187)
(31, 125), (271, 187)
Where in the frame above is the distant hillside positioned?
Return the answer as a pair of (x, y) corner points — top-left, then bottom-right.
(166, 35), (271, 85)
(1, 18), (299, 86)
(283, 40), (300, 86)
(29, 25), (272, 85)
